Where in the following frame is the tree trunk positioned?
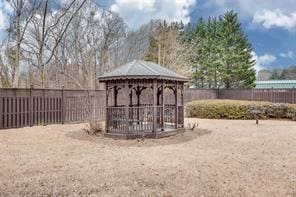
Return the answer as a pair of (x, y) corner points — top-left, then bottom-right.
(158, 43), (161, 64)
(12, 0), (22, 88)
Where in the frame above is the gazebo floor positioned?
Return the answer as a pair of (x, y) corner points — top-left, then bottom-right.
(104, 127), (185, 139)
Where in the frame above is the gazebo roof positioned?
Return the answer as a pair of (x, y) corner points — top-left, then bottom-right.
(98, 60), (188, 82)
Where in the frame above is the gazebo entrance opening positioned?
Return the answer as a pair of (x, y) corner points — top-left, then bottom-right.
(98, 60), (187, 139)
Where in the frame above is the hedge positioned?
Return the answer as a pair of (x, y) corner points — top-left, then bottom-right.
(185, 99), (296, 120)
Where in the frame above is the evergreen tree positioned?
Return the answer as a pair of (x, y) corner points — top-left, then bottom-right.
(186, 11), (256, 88)
(189, 17), (207, 88)
(218, 11), (256, 88)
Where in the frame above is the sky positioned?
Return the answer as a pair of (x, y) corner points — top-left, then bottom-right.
(0, 0), (295, 71)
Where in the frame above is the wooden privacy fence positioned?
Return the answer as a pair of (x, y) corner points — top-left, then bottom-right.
(0, 87), (105, 129)
(184, 89), (218, 103)
(217, 88), (296, 104)
(1, 88), (295, 129)
(182, 88), (296, 104)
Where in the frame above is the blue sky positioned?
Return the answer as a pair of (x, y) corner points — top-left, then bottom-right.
(189, 0), (296, 70)
(107, 0), (296, 71)
(1, 0), (295, 70)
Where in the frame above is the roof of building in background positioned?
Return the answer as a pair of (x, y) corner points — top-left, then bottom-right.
(255, 80), (296, 89)
(98, 60), (188, 82)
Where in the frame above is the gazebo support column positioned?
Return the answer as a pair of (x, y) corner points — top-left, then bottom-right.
(181, 85), (184, 127)
(125, 82), (129, 133)
(153, 80), (157, 133)
(113, 86), (118, 107)
(129, 89), (133, 106)
(175, 82), (178, 129)
(105, 84), (109, 133)
(161, 81), (165, 130)
(135, 86), (141, 124)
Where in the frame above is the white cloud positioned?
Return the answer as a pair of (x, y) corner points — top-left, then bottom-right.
(202, 0), (296, 31)
(251, 51), (276, 72)
(280, 51), (295, 59)
(253, 9), (296, 30)
(110, 0), (196, 29)
(203, 0), (295, 18)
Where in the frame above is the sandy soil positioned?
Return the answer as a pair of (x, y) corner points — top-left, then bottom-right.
(0, 119), (295, 197)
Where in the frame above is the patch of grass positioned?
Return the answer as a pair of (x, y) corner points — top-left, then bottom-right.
(84, 120), (104, 135)
(186, 99), (296, 120)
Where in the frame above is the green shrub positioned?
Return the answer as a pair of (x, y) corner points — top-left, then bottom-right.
(186, 99), (296, 120)
(286, 105), (296, 121)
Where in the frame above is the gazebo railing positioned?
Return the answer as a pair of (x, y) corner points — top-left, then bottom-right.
(106, 104), (183, 134)
(128, 106), (153, 132)
(164, 104), (175, 124)
(106, 106), (126, 133)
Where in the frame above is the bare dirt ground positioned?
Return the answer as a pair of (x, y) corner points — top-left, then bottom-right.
(0, 119), (295, 197)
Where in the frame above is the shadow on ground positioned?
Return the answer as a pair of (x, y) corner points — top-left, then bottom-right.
(66, 128), (212, 147)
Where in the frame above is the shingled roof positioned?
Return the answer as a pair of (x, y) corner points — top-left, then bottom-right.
(98, 60), (188, 82)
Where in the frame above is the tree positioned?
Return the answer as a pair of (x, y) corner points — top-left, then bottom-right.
(23, 0), (87, 88)
(186, 11), (256, 89)
(144, 20), (190, 75)
(269, 69), (284, 80)
(280, 66), (296, 79)
(257, 69), (272, 81)
(189, 17), (207, 88)
(4, 0), (42, 87)
(218, 11), (256, 88)
(264, 66), (296, 80)
(0, 47), (12, 87)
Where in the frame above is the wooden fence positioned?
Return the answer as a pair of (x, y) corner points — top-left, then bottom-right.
(0, 88), (295, 129)
(0, 87), (105, 129)
(217, 88), (296, 104)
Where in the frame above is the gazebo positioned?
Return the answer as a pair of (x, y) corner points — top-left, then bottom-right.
(98, 60), (188, 139)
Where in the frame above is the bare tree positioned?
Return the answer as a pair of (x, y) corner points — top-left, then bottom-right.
(117, 20), (157, 65)
(3, 0), (42, 87)
(22, 0), (87, 88)
(50, 2), (127, 89)
(145, 21), (192, 75)
(2, 0), (188, 89)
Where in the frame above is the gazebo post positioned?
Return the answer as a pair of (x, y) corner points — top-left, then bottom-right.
(153, 79), (157, 133)
(181, 84), (184, 127)
(125, 81), (129, 133)
(113, 86), (117, 107)
(136, 86), (140, 124)
(161, 80), (165, 130)
(129, 86), (133, 106)
(105, 84), (108, 133)
(175, 82), (178, 129)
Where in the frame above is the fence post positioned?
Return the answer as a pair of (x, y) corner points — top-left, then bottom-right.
(251, 88), (254, 100)
(29, 84), (34, 127)
(42, 88), (46, 126)
(0, 88), (2, 129)
(61, 85), (65, 124)
(292, 87), (295, 104)
(216, 88), (220, 99)
(271, 87), (274, 103)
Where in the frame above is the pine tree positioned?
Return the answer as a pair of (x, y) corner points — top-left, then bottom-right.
(189, 17), (208, 88)
(186, 11), (256, 89)
(218, 11), (256, 88)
